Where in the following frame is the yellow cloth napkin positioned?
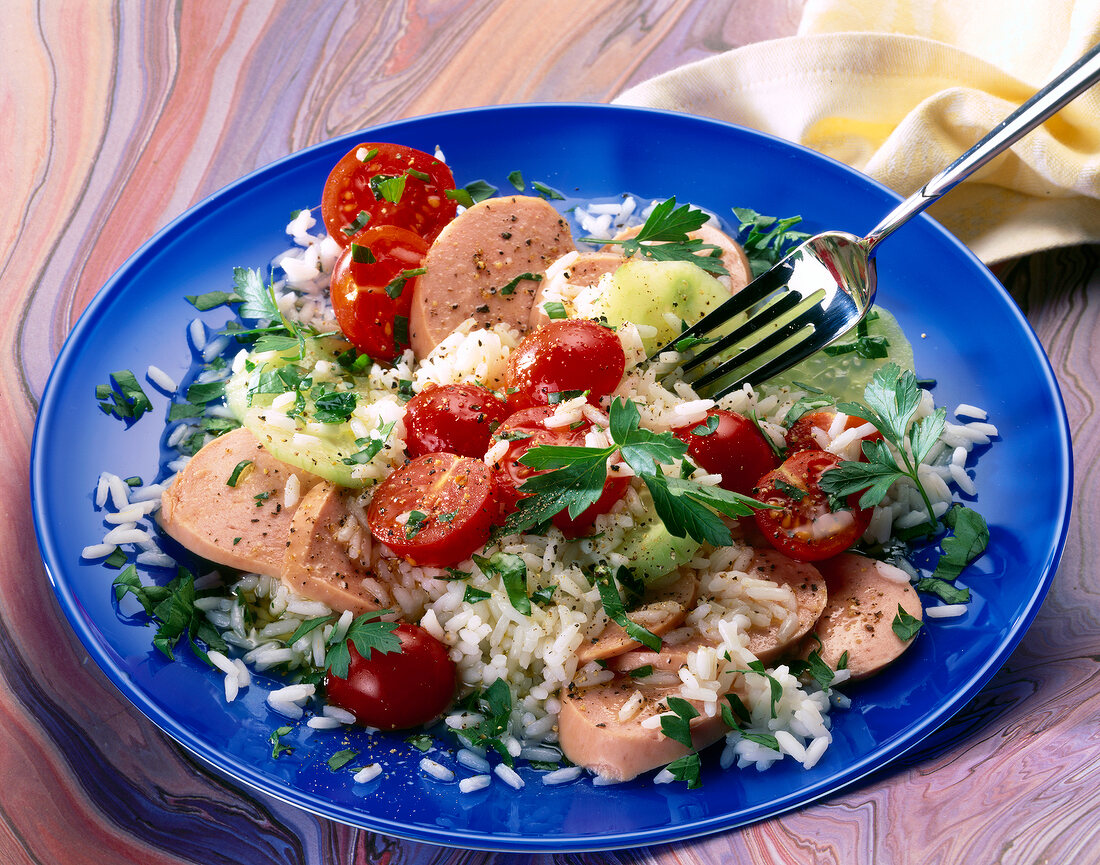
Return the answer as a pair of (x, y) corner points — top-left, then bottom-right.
(614, 0), (1100, 263)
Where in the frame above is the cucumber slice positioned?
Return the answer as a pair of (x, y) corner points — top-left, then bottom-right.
(574, 259), (730, 355)
(227, 337), (398, 487)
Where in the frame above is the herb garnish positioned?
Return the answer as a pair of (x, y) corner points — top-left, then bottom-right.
(589, 565), (660, 651)
(507, 397), (767, 546)
(731, 207), (812, 278)
(370, 174), (406, 204)
(385, 267), (427, 299)
(226, 460), (253, 487)
(473, 552), (531, 615)
(287, 609), (402, 679)
(507, 169), (525, 191)
(495, 272), (543, 296)
(892, 606), (923, 641)
(446, 180), (498, 208)
(270, 726), (294, 758)
(543, 301), (568, 320)
(454, 678), (515, 766)
(342, 210), (371, 237)
(96, 370), (154, 422)
(585, 197), (728, 277)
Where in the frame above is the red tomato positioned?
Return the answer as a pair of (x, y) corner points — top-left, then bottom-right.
(329, 225), (429, 361)
(785, 409), (883, 460)
(672, 409), (779, 496)
(367, 453), (497, 566)
(488, 406), (630, 536)
(321, 142), (457, 246)
(752, 450), (872, 562)
(404, 384), (512, 459)
(505, 320), (626, 411)
(324, 623), (455, 730)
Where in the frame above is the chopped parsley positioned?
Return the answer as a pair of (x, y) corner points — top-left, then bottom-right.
(96, 370), (154, 422)
(531, 180), (565, 200)
(454, 678), (515, 766)
(446, 180), (498, 208)
(507, 169), (525, 191)
(473, 552), (530, 615)
(286, 609), (402, 680)
(543, 301), (568, 320)
(892, 606), (923, 641)
(269, 726), (294, 759)
(495, 272), (543, 296)
(732, 207), (812, 278)
(384, 267), (427, 299)
(370, 173), (406, 203)
(341, 210), (371, 237)
(328, 748), (359, 771)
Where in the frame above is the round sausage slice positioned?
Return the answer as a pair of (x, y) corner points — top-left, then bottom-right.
(282, 481), (389, 614)
(558, 678), (728, 782)
(528, 251), (626, 331)
(158, 427), (322, 575)
(809, 553), (923, 680)
(575, 571), (697, 665)
(408, 195), (576, 357)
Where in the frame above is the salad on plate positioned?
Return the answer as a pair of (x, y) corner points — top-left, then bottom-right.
(86, 140), (996, 792)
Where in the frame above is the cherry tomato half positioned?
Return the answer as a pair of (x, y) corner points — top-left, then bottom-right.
(329, 225), (429, 361)
(404, 384), (512, 459)
(753, 450), (872, 562)
(673, 409), (779, 496)
(505, 319), (626, 411)
(368, 452), (497, 566)
(785, 409), (883, 461)
(321, 142), (457, 246)
(488, 406), (630, 536)
(324, 623), (455, 730)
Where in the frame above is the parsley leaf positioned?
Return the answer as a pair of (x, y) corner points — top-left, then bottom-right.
(324, 610), (402, 679)
(495, 272), (543, 296)
(96, 370), (154, 422)
(892, 606), (923, 641)
(585, 197), (728, 276)
(932, 505), (989, 581)
(589, 565), (661, 651)
(445, 180), (498, 208)
(473, 552), (530, 615)
(455, 678), (515, 766)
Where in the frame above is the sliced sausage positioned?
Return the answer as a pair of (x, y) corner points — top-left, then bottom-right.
(408, 195), (576, 357)
(808, 553), (923, 680)
(575, 570), (697, 664)
(158, 427), (322, 574)
(281, 481), (389, 614)
(607, 549), (827, 673)
(528, 251), (626, 330)
(604, 222), (753, 294)
(558, 678), (728, 782)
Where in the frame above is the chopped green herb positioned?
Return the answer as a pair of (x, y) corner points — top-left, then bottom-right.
(226, 460), (253, 487)
(589, 565), (661, 652)
(628, 664), (654, 679)
(404, 510), (429, 539)
(96, 370), (154, 422)
(731, 207), (812, 278)
(312, 389), (357, 423)
(507, 169), (525, 191)
(932, 505), (989, 581)
(384, 267), (427, 299)
(473, 552), (530, 615)
(543, 301), (568, 320)
(103, 547), (128, 569)
(454, 678), (514, 766)
(341, 420), (396, 466)
(463, 585), (492, 604)
(530, 584), (557, 605)
(444, 567), (472, 580)
(370, 173), (406, 203)
(407, 168), (430, 182)
(915, 577), (971, 604)
(405, 732), (434, 752)
(328, 748), (358, 771)
(445, 180), (498, 208)
(270, 726), (294, 759)
(323, 609), (402, 679)
(350, 242), (376, 264)
(690, 415), (720, 436)
(186, 290), (238, 311)
(892, 606), (923, 641)
(341, 210), (371, 237)
(394, 314), (409, 346)
(773, 478), (806, 501)
(186, 379), (226, 404)
(495, 272), (543, 296)
(823, 334), (890, 359)
(531, 180), (565, 200)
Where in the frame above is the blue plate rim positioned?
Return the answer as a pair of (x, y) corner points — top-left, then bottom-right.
(31, 102), (1073, 852)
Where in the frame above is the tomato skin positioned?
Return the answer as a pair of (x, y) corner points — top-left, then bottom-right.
(752, 450), (872, 562)
(505, 320), (626, 411)
(785, 409), (883, 460)
(404, 384), (512, 459)
(329, 225), (429, 361)
(321, 142), (457, 246)
(324, 623), (455, 730)
(672, 409), (779, 496)
(367, 453), (497, 566)
(488, 407), (629, 536)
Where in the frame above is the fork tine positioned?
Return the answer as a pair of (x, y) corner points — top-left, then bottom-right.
(646, 260), (795, 361)
(689, 304), (823, 395)
(679, 289), (808, 373)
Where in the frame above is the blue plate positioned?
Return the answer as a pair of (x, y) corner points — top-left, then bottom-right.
(31, 104), (1072, 851)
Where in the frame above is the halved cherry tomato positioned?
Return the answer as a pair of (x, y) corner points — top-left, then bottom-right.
(367, 452), (497, 566)
(785, 409), (883, 461)
(504, 319), (626, 411)
(404, 384), (512, 459)
(329, 225), (429, 361)
(673, 409), (779, 496)
(321, 142), (457, 246)
(488, 406), (630, 536)
(324, 623), (455, 730)
(753, 450), (872, 562)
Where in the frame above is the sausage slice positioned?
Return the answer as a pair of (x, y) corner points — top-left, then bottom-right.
(809, 553), (923, 680)
(575, 571), (697, 664)
(558, 678), (728, 781)
(528, 251), (626, 331)
(158, 427), (322, 574)
(408, 195), (576, 357)
(282, 481), (388, 614)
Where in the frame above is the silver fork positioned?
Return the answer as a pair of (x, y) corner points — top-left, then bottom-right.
(657, 41), (1100, 398)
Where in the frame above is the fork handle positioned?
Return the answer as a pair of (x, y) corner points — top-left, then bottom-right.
(863, 41), (1100, 252)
